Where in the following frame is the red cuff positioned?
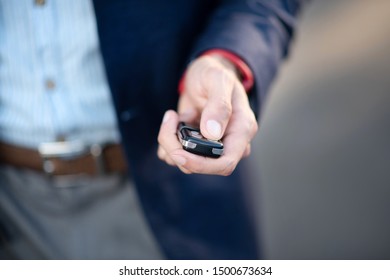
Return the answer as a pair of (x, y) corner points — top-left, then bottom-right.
(178, 49), (254, 94)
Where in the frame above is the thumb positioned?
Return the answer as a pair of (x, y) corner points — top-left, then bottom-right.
(199, 68), (234, 140)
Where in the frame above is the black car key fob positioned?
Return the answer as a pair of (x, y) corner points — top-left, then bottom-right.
(177, 122), (223, 158)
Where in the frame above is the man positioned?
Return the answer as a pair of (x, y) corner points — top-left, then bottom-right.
(0, 0), (302, 259)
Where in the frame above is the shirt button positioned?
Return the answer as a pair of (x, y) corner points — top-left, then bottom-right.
(34, 0), (46, 6)
(45, 79), (56, 90)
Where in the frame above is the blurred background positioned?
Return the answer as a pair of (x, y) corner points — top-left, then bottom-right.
(249, 0), (390, 259)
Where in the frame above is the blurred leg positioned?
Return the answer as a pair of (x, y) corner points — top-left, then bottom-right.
(0, 166), (163, 259)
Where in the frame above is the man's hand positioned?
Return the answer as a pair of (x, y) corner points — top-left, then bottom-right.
(157, 54), (258, 176)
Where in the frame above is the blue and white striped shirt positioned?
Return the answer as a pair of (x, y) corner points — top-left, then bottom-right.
(0, 0), (120, 148)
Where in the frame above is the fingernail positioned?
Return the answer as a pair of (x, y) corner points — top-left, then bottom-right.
(162, 111), (170, 123)
(171, 155), (186, 166)
(206, 120), (222, 139)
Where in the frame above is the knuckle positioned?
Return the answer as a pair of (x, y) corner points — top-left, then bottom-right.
(243, 145), (251, 158)
(157, 147), (163, 158)
(222, 167), (235, 176)
(244, 117), (258, 138)
(251, 119), (259, 135)
(220, 158), (237, 176)
(187, 163), (203, 174)
(157, 133), (164, 145)
(181, 168), (192, 175)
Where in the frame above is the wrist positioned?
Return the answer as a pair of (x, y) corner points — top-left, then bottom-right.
(206, 53), (240, 79)
(202, 49), (254, 92)
(178, 49), (254, 94)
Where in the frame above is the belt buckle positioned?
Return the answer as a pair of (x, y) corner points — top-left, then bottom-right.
(38, 140), (105, 175)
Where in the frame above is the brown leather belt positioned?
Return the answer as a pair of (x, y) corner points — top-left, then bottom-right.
(0, 141), (127, 176)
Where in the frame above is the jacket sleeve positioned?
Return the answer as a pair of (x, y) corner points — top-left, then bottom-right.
(190, 0), (304, 118)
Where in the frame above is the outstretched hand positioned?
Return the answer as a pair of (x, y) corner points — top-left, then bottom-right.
(157, 54), (258, 176)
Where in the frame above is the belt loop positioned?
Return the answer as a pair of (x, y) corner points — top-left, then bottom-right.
(90, 144), (105, 175)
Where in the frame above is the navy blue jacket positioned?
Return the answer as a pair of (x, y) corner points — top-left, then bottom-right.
(92, 0), (302, 259)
